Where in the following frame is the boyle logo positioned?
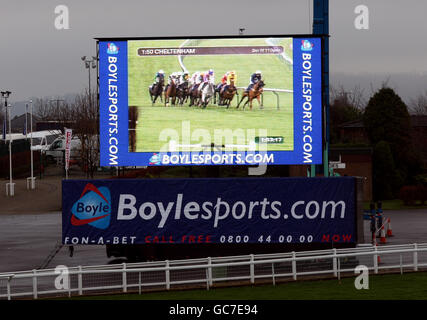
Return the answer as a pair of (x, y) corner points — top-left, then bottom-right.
(301, 40), (314, 51)
(107, 43), (119, 54)
(149, 153), (161, 165)
(71, 183), (111, 229)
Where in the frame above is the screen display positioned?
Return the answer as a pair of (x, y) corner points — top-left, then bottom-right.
(99, 36), (323, 166)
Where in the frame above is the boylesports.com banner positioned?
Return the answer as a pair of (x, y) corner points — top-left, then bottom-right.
(62, 177), (356, 245)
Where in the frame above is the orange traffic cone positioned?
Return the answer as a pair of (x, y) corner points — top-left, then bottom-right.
(387, 218), (393, 237)
(380, 225), (387, 244)
(374, 245), (381, 264)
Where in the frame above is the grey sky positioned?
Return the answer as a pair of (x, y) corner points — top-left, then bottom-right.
(1, 0), (427, 109)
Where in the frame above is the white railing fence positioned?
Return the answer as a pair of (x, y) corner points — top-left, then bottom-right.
(1, 243), (427, 300)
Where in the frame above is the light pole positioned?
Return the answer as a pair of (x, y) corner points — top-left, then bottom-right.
(6, 103), (14, 196)
(81, 56), (97, 108)
(1, 91), (14, 196)
(27, 100), (36, 190)
(1, 91), (11, 138)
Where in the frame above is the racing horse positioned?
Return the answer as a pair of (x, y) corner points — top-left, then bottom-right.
(148, 78), (164, 105)
(198, 82), (215, 108)
(188, 83), (201, 107)
(164, 79), (177, 107)
(236, 80), (265, 110)
(218, 80), (237, 108)
(176, 82), (189, 106)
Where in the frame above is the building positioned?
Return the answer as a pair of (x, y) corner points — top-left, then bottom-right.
(10, 113), (40, 134)
(329, 147), (373, 201)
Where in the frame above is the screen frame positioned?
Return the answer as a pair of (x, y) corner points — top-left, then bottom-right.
(96, 34), (328, 167)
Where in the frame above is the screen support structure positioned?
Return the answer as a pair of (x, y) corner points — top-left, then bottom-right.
(312, 0), (329, 177)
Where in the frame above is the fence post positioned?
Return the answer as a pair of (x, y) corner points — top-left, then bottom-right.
(78, 266), (82, 295)
(250, 254), (255, 284)
(138, 271), (142, 295)
(32, 269), (37, 299)
(122, 263), (127, 293)
(207, 257), (213, 287)
(205, 267), (210, 291)
(373, 246), (378, 274)
(7, 276), (12, 301)
(273, 91), (280, 110)
(332, 248), (337, 277)
(413, 243), (418, 272)
(272, 263), (276, 286)
(165, 260), (170, 290)
(292, 252), (297, 280)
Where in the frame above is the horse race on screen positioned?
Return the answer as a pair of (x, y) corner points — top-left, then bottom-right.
(127, 38), (294, 153)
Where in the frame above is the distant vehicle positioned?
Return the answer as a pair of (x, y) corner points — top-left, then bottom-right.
(44, 135), (82, 164)
(29, 130), (62, 152)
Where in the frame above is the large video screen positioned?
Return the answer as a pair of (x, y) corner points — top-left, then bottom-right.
(98, 35), (323, 166)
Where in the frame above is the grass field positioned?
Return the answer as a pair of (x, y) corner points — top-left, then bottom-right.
(70, 272), (427, 300)
(127, 38), (294, 153)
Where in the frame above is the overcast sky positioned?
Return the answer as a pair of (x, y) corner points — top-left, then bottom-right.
(1, 0), (427, 111)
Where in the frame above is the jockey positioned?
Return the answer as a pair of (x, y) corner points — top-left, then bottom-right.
(217, 71), (228, 92)
(246, 70), (262, 92)
(189, 71), (203, 95)
(221, 70), (237, 92)
(200, 69), (215, 90)
(177, 71), (189, 87)
(168, 71), (181, 84)
(190, 71), (203, 89)
(165, 71), (181, 92)
(153, 69), (165, 84)
(218, 71), (236, 94)
(150, 70), (165, 91)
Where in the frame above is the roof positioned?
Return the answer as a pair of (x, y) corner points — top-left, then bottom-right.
(411, 115), (427, 127)
(339, 119), (364, 129)
(10, 113), (41, 132)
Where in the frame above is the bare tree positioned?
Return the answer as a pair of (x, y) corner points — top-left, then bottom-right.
(409, 90), (427, 115)
(330, 84), (367, 111)
(34, 98), (52, 121)
(72, 90), (99, 178)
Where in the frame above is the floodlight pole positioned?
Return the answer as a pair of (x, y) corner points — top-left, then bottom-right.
(27, 100), (36, 190)
(312, 0), (330, 177)
(81, 56), (97, 109)
(1, 90), (14, 196)
(7, 103), (14, 196)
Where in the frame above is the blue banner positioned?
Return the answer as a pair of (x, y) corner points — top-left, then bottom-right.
(62, 177), (356, 245)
